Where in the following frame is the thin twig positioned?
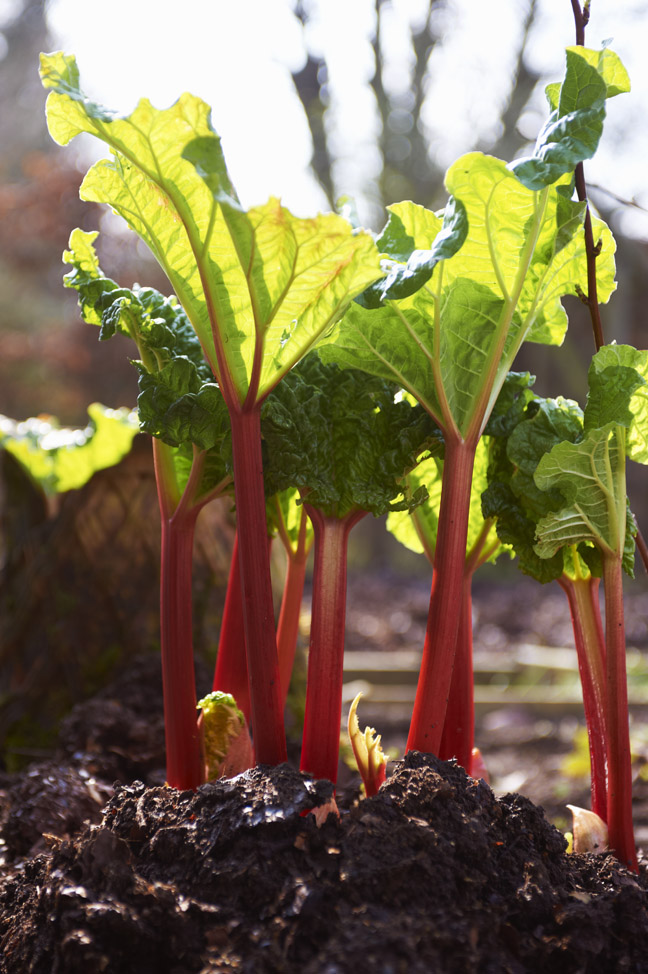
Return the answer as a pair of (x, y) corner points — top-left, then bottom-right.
(570, 0), (648, 573)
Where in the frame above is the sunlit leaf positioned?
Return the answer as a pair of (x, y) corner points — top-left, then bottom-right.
(320, 152), (613, 441)
(510, 47), (629, 191)
(41, 52), (381, 408)
(0, 403), (138, 496)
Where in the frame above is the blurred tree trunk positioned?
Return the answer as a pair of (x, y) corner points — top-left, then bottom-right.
(0, 0), (51, 177)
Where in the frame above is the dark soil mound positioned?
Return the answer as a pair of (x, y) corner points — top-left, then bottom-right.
(2, 753), (647, 974)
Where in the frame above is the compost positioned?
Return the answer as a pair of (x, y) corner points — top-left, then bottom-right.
(1, 700), (648, 973)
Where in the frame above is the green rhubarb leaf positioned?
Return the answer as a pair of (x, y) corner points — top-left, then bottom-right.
(0, 403), (138, 496)
(534, 424), (627, 560)
(565, 46), (631, 100)
(584, 344), (648, 462)
(136, 362), (229, 452)
(506, 397), (585, 515)
(510, 47), (629, 191)
(483, 390), (585, 583)
(64, 228), (232, 501)
(262, 353), (436, 519)
(41, 52), (381, 407)
(321, 151), (614, 440)
(64, 229), (210, 375)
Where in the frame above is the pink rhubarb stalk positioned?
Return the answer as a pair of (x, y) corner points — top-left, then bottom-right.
(602, 553), (637, 871)
(212, 532), (251, 723)
(407, 435), (476, 755)
(154, 440), (205, 791)
(558, 571), (608, 821)
(300, 505), (366, 784)
(438, 519), (499, 772)
(277, 509), (310, 705)
(438, 575), (474, 772)
(228, 406), (287, 766)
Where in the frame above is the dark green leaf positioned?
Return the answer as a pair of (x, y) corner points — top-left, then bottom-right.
(262, 354), (438, 519)
(358, 196), (468, 308)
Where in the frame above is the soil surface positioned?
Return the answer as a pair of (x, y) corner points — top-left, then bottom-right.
(2, 578), (648, 973)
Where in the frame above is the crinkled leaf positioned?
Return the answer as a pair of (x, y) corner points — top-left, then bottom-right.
(483, 390), (585, 582)
(484, 371), (536, 438)
(262, 354), (436, 519)
(0, 403), (138, 496)
(359, 195), (468, 308)
(137, 361), (230, 452)
(64, 229), (210, 375)
(507, 397), (585, 515)
(534, 424), (628, 560)
(481, 480), (565, 583)
(63, 228), (232, 500)
(41, 52), (381, 407)
(510, 47), (628, 191)
(585, 344), (648, 463)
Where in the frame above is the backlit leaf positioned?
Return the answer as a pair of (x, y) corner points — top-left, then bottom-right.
(41, 52), (381, 407)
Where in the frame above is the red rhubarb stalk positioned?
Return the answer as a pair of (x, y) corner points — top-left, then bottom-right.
(602, 552), (637, 871)
(558, 570), (607, 821)
(407, 435), (476, 755)
(229, 406), (287, 766)
(439, 519), (500, 771)
(438, 574), (474, 772)
(276, 508), (310, 705)
(212, 532), (251, 722)
(153, 439), (205, 790)
(300, 505), (366, 784)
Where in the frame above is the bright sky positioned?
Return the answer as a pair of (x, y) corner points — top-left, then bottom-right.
(42, 0), (648, 237)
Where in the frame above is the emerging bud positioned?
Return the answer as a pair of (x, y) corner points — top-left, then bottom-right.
(197, 691), (254, 780)
(566, 804), (609, 854)
(347, 692), (387, 797)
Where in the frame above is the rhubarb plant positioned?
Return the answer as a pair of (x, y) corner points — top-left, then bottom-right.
(63, 228), (234, 790)
(40, 51), (381, 766)
(530, 344), (648, 871)
(485, 347), (647, 870)
(484, 385), (612, 822)
(319, 46), (625, 757)
(262, 353), (436, 784)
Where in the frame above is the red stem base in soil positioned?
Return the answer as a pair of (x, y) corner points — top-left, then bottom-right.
(300, 506), (366, 785)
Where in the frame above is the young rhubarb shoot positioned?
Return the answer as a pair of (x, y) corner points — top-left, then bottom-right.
(197, 691), (254, 780)
(263, 353), (436, 784)
(566, 805), (609, 855)
(63, 229), (233, 790)
(347, 692), (387, 797)
(532, 344), (648, 871)
(320, 47), (623, 757)
(41, 52), (381, 765)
